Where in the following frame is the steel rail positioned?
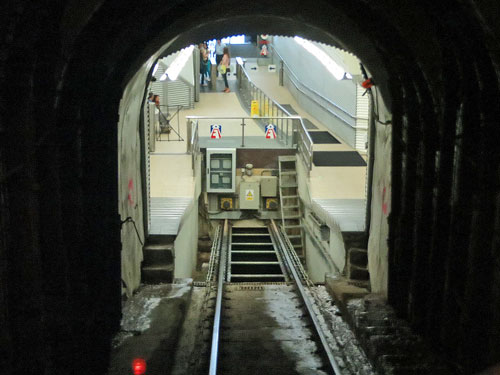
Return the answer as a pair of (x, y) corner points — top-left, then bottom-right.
(209, 219), (229, 375)
(270, 219), (342, 375)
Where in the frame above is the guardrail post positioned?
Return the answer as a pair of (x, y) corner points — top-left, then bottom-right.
(241, 118), (246, 147)
(186, 119), (192, 153)
(279, 60), (284, 86)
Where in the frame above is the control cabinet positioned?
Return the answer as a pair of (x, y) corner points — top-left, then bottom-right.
(240, 181), (260, 210)
(206, 148), (236, 193)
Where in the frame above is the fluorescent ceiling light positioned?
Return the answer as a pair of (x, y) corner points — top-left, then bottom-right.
(160, 45), (195, 81)
(294, 36), (347, 80)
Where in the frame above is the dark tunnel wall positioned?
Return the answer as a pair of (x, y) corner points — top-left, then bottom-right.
(1, 1), (499, 374)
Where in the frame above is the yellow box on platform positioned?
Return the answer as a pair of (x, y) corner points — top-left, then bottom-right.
(250, 100), (259, 117)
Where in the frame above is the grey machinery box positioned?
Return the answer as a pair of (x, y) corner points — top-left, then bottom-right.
(239, 181), (260, 210)
(260, 176), (278, 197)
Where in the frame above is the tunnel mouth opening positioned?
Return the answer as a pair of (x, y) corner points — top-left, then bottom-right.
(5, 2), (500, 374)
(113, 17), (387, 373)
(120, 28), (380, 289)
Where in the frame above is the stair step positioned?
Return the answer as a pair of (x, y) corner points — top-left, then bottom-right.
(280, 183), (298, 188)
(232, 227), (269, 234)
(142, 265), (174, 284)
(231, 261), (280, 265)
(231, 250), (276, 254)
(143, 245), (173, 266)
(280, 171), (297, 176)
(282, 195), (299, 199)
(231, 242), (274, 246)
(287, 235), (302, 239)
(230, 274), (286, 279)
(283, 214), (301, 219)
(284, 224), (302, 229)
(278, 156), (297, 162)
(231, 233), (270, 237)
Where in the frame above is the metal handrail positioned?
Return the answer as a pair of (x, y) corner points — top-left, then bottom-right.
(209, 219), (229, 375)
(185, 115), (303, 149)
(235, 59), (313, 172)
(273, 45), (365, 120)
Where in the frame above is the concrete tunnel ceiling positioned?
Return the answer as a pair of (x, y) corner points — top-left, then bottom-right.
(2, 0), (500, 374)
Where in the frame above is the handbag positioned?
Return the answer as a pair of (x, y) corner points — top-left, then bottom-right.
(218, 64), (226, 74)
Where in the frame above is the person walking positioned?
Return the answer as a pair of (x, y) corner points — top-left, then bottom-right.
(220, 47), (231, 93)
(215, 39), (226, 76)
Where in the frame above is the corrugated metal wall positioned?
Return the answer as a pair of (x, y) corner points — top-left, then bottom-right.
(164, 79), (194, 108)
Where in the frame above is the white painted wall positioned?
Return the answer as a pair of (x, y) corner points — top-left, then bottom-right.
(162, 48), (195, 86)
(367, 91), (392, 297)
(273, 36), (356, 112)
(118, 55), (158, 296)
(273, 36), (361, 146)
(174, 201), (199, 278)
(118, 40), (179, 296)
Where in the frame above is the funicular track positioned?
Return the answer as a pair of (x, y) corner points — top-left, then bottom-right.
(205, 219), (343, 375)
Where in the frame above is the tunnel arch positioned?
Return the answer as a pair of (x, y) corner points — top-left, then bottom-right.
(1, 1), (500, 374)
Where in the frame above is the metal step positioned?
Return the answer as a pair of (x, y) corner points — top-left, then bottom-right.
(231, 242), (273, 246)
(284, 224), (302, 229)
(230, 274), (286, 278)
(280, 183), (298, 188)
(281, 195), (299, 199)
(282, 214), (301, 219)
(231, 250), (276, 254)
(278, 156), (297, 162)
(231, 261), (280, 265)
(232, 227), (268, 234)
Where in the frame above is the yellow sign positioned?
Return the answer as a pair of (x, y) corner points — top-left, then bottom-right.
(251, 100), (259, 117)
(245, 189), (254, 201)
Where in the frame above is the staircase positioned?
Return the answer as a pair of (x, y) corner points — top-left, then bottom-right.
(141, 235), (174, 284)
(278, 156), (304, 256)
(228, 226), (285, 282)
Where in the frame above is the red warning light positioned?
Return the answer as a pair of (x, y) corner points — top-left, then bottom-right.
(361, 78), (374, 89)
(132, 358), (146, 375)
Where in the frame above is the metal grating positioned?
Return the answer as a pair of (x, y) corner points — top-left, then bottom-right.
(312, 198), (366, 232)
(150, 197), (193, 235)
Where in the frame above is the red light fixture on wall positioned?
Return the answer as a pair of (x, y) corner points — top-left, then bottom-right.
(132, 358), (146, 375)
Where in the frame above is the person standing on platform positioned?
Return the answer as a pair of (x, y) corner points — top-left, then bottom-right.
(203, 42), (211, 82)
(220, 47), (231, 93)
(215, 39), (226, 76)
(199, 43), (209, 86)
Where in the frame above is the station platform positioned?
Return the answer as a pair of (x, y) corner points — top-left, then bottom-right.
(150, 57), (367, 233)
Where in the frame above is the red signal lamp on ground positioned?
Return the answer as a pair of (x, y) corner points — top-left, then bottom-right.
(132, 358), (147, 375)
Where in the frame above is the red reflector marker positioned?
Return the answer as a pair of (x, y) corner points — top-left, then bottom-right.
(132, 358), (146, 375)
